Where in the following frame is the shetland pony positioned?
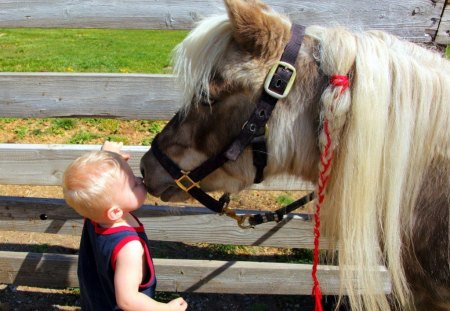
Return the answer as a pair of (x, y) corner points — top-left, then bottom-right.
(140, 0), (450, 310)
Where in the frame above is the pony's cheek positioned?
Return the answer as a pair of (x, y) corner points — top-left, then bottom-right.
(171, 147), (208, 172)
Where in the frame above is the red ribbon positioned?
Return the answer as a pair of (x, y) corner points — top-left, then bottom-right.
(330, 75), (349, 94)
(311, 119), (335, 311)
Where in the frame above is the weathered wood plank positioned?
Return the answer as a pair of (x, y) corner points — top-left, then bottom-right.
(0, 144), (148, 186)
(0, 251), (391, 294)
(0, 73), (181, 120)
(0, 0), (444, 42)
(0, 143), (314, 191)
(435, 3), (450, 44)
(0, 196), (325, 249)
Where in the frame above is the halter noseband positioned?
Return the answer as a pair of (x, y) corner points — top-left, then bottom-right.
(151, 24), (314, 228)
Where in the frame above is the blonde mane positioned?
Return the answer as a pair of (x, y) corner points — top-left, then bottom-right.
(307, 26), (450, 310)
(172, 15), (232, 113)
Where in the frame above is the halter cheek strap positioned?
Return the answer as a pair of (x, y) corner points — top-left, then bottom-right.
(225, 24), (305, 161)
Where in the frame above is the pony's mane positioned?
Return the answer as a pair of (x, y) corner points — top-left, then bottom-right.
(306, 26), (450, 310)
(172, 15), (232, 114)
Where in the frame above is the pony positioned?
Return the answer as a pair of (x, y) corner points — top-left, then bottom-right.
(140, 0), (450, 310)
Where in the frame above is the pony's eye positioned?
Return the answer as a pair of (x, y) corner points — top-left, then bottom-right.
(206, 98), (217, 106)
(199, 90), (217, 106)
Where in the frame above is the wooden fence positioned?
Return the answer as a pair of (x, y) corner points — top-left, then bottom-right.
(1, 0), (448, 297)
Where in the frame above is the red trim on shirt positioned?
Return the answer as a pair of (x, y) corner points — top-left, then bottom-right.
(139, 237), (155, 288)
(111, 237), (155, 288)
(93, 217), (145, 235)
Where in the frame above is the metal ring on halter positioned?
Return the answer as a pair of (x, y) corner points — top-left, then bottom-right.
(222, 206), (254, 229)
(236, 214), (253, 229)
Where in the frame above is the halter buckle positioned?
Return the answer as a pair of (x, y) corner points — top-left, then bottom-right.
(223, 206), (254, 229)
(264, 61), (297, 99)
(175, 171), (199, 192)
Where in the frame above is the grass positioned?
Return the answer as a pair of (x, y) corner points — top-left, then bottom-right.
(446, 45), (450, 58)
(0, 28), (187, 73)
(68, 130), (102, 144)
(276, 193), (295, 206)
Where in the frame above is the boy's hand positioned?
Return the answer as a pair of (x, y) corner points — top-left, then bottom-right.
(167, 297), (188, 311)
(101, 141), (130, 161)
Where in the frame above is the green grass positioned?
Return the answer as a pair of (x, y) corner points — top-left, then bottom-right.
(276, 194), (295, 206)
(0, 28), (187, 73)
(13, 126), (27, 139)
(51, 118), (77, 132)
(446, 45), (450, 58)
(68, 130), (101, 144)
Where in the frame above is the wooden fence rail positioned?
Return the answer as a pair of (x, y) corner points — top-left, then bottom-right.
(2, 0), (448, 297)
(0, 197), (320, 249)
(0, 73), (180, 120)
(0, 0), (448, 43)
(0, 251), (390, 295)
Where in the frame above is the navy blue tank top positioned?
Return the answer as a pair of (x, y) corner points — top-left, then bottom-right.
(78, 216), (157, 310)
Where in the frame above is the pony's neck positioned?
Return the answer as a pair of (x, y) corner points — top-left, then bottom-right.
(265, 97), (321, 182)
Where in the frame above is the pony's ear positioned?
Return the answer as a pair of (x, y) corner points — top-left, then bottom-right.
(224, 0), (289, 56)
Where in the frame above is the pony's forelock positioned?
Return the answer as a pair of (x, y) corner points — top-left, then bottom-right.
(172, 15), (232, 115)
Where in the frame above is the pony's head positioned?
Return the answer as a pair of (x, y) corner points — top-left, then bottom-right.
(141, 0), (327, 202)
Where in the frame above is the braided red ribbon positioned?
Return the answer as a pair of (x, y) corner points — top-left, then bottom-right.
(330, 75), (349, 94)
(311, 74), (347, 311)
(312, 119), (336, 311)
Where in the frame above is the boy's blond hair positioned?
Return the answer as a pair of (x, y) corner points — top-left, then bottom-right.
(62, 151), (126, 220)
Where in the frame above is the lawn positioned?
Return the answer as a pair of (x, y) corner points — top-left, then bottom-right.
(0, 28), (187, 73)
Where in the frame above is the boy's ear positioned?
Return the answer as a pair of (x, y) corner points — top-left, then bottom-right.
(120, 152), (131, 161)
(106, 206), (123, 222)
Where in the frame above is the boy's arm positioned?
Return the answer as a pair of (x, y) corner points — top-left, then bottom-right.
(101, 141), (130, 161)
(114, 241), (187, 311)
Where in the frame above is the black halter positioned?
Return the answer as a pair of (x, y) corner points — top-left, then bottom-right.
(151, 24), (315, 228)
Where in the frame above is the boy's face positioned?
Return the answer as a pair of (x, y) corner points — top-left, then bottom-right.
(110, 161), (147, 212)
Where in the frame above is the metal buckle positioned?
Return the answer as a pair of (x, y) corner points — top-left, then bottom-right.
(263, 61), (297, 99)
(223, 206), (254, 229)
(175, 171), (199, 192)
